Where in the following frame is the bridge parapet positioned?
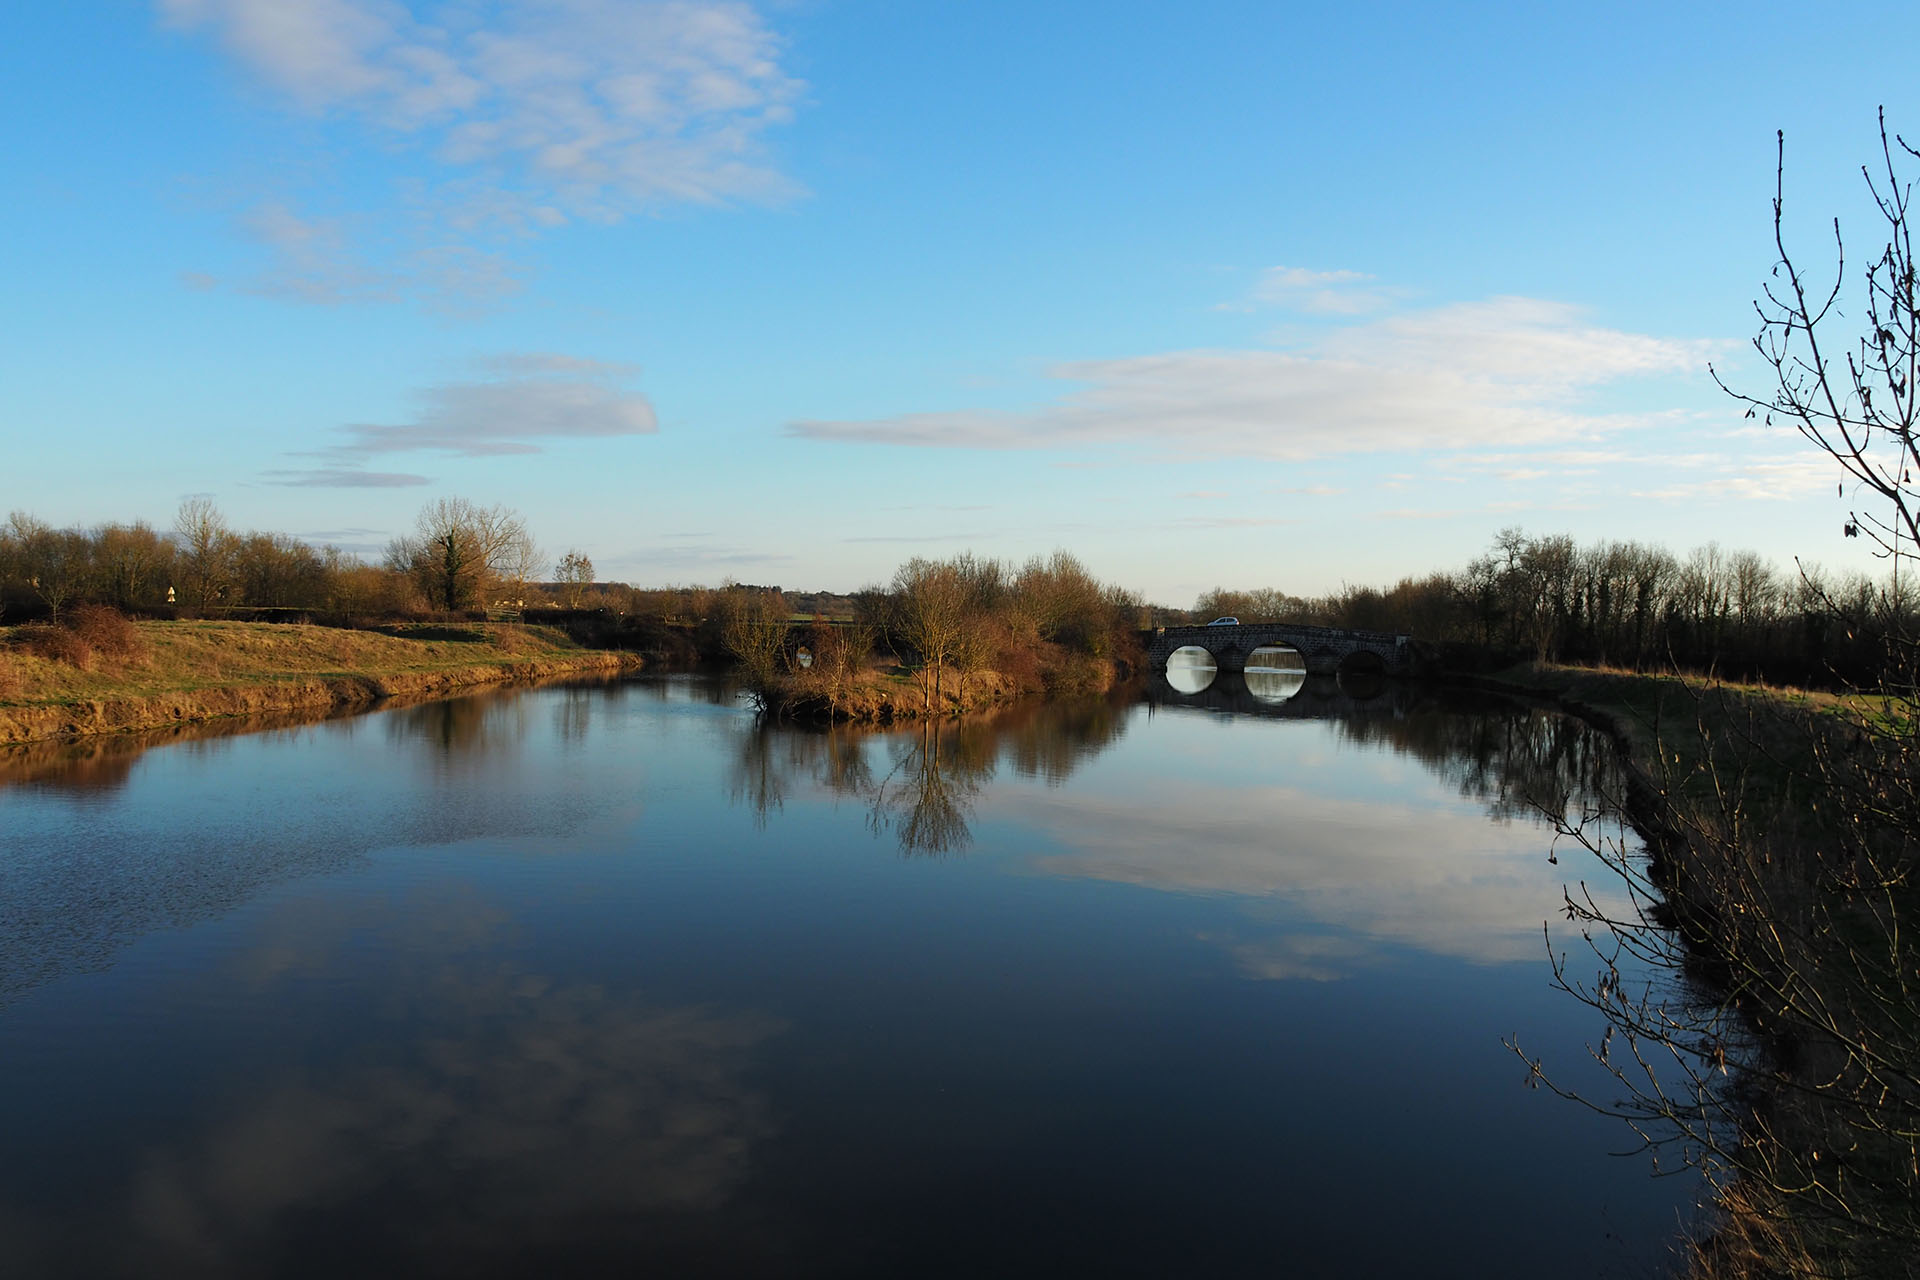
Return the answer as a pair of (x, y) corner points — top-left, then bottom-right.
(1145, 622), (1413, 676)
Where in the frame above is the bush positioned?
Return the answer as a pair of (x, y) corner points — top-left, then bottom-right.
(17, 624), (93, 669)
(66, 603), (143, 661)
(1040, 650), (1111, 698)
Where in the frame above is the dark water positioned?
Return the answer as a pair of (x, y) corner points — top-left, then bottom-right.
(0, 675), (1698, 1278)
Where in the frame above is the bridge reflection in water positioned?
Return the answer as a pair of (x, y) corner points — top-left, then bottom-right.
(1152, 664), (1402, 717)
(1164, 643), (1312, 702)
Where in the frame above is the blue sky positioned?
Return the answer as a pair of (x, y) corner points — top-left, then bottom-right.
(4, 1), (1918, 603)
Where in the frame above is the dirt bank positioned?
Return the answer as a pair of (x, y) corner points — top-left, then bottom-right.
(0, 621), (642, 744)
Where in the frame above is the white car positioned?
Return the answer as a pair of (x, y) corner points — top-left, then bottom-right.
(1206, 616), (1239, 626)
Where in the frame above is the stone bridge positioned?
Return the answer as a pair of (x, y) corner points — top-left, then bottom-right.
(1145, 621), (1414, 676)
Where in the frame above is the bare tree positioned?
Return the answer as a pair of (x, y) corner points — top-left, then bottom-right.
(387, 498), (537, 612)
(555, 549), (595, 609)
(1517, 116), (1920, 1278)
(712, 583), (789, 707)
(1714, 111), (1920, 612)
(173, 498), (234, 610)
(93, 522), (173, 610)
(19, 525), (92, 618)
(888, 557), (972, 710)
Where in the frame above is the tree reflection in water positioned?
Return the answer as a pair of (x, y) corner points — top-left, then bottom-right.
(867, 720), (992, 856)
(723, 678), (1632, 861)
(1147, 672), (1624, 831)
(0, 680), (636, 1010)
(385, 691), (532, 772)
(727, 721), (792, 827)
(4, 676), (1633, 1011)
(1335, 701), (1626, 830)
(726, 692), (1139, 855)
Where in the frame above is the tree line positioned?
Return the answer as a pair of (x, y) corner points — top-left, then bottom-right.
(1194, 527), (1913, 686)
(7, 498), (1911, 691)
(0, 498), (596, 621)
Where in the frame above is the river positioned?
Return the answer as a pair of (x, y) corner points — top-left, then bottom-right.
(0, 674), (1700, 1277)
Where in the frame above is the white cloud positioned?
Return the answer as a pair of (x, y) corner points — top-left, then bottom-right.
(480, 351), (642, 377)
(1172, 515), (1301, 529)
(1633, 454), (1840, 502)
(267, 353), (657, 484)
(237, 201), (402, 304)
(261, 467), (431, 487)
(164, 0), (803, 219)
(340, 378), (657, 457)
(793, 297), (1716, 462)
(1226, 264), (1394, 315)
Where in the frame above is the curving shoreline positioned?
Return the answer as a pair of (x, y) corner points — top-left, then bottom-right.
(0, 621), (643, 745)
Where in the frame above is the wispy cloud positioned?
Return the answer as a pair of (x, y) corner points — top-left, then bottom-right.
(1633, 455), (1839, 503)
(1171, 515), (1301, 529)
(1374, 508), (1465, 521)
(842, 532), (990, 544)
(237, 201), (402, 305)
(261, 467), (431, 487)
(794, 298), (1716, 462)
(609, 540), (793, 573)
(165, 0), (803, 307)
(1218, 265), (1396, 315)
(197, 200), (530, 312)
(265, 353), (656, 486)
(480, 352), (641, 377)
(293, 526), (392, 554)
(163, 0), (802, 219)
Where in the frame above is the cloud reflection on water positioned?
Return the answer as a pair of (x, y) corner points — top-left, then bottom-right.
(125, 987), (784, 1276)
(1015, 779), (1607, 968)
(7, 886), (787, 1278)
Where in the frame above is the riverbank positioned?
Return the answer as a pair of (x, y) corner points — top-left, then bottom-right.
(0, 619), (642, 744)
(756, 651), (1124, 723)
(1458, 660), (1918, 1275)
(1445, 660), (1880, 815)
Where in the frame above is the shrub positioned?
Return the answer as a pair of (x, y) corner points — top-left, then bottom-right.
(66, 603), (144, 661)
(1040, 651), (1110, 698)
(17, 623), (93, 669)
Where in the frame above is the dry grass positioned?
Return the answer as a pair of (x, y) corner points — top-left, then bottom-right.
(0, 619), (588, 708)
(1481, 661), (1889, 820)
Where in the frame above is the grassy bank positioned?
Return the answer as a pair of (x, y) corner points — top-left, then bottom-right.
(1453, 661), (1878, 800)
(0, 619), (641, 744)
(1467, 661), (1919, 1276)
(754, 649), (1125, 723)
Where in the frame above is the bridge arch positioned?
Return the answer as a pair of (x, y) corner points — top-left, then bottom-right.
(1245, 643), (1305, 671)
(1244, 667), (1306, 703)
(1146, 621), (1412, 678)
(1163, 644), (1217, 694)
(1337, 649), (1385, 676)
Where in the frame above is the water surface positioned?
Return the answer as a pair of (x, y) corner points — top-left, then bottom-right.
(0, 675), (1696, 1277)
